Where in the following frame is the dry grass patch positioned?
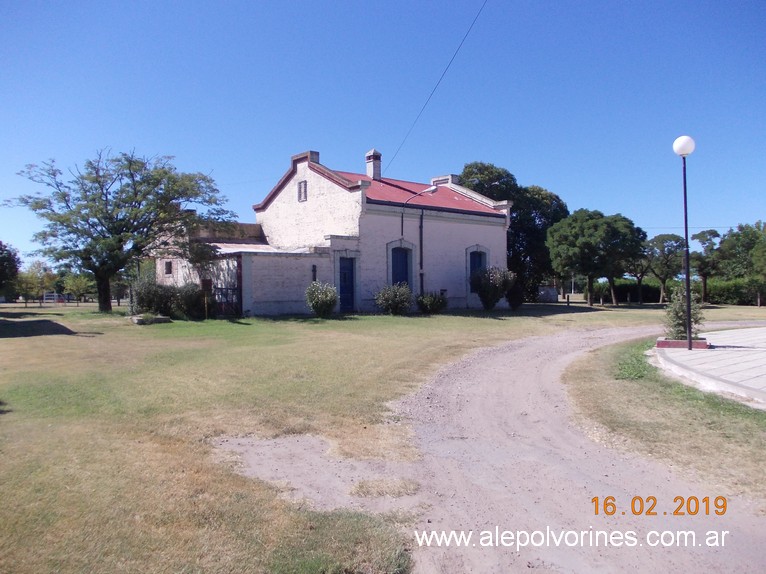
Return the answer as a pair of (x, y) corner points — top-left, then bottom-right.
(351, 479), (420, 498)
(2, 302), (763, 573)
(565, 339), (766, 505)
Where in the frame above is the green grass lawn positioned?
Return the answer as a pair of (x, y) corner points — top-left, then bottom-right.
(0, 301), (763, 573)
(565, 338), (766, 505)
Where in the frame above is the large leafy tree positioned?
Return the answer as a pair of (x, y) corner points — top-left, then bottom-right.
(16, 151), (235, 312)
(647, 234), (685, 303)
(598, 214), (646, 305)
(0, 241), (21, 296)
(546, 209), (644, 306)
(546, 209), (607, 306)
(460, 162), (569, 300)
(690, 229), (720, 303)
(716, 222), (765, 280)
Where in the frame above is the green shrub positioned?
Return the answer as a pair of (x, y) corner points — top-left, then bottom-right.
(375, 283), (412, 315)
(131, 278), (175, 316)
(705, 278), (765, 306)
(305, 281), (338, 318)
(172, 283), (209, 320)
(470, 267), (515, 310)
(131, 279), (209, 320)
(505, 281), (525, 310)
(416, 291), (448, 315)
(664, 287), (704, 339)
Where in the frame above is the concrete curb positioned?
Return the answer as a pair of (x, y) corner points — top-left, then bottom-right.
(652, 346), (766, 410)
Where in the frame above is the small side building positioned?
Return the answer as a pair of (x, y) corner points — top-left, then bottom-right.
(158, 149), (512, 315)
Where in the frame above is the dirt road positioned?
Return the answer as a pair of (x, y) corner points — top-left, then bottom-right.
(219, 326), (766, 573)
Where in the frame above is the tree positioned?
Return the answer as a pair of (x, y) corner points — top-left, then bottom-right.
(647, 234), (685, 303)
(754, 241), (766, 280)
(597, 214), (646, 305)
(0, 241), (21, 297)
(111, 272), (130, 307)
(20, 260), (57, 306)
(690, 229), (720, 303)
(749, 231), (766, 307)
(63, 272), (95, 306)
(546, 210), (645, 306)
(546, 209), (607, 306)
(716, 222), (765, 280)
(460, 163), (569, 300)
(459, 162), (519, 201)
(15, 151), (235, 312)
(664, 288), (704, 340)
(15, 271), (37, 307)
(624, 241), (652, 304)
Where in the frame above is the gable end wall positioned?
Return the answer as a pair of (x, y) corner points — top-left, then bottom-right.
(256, 161), (362, 249)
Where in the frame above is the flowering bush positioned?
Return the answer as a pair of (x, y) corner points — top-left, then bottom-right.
(305, 281), (338, 318)
(416, 291), (448, 315)
(375, 283), (412, 315)
(470, 267), (516, 310)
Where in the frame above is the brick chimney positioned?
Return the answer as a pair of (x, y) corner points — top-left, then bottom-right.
(365, 148), (382, 180)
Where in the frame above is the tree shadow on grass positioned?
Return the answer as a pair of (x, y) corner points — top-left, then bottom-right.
(252, 303), (605, 323)
(0, 319), (103, 339)
(0, 310), (65, 320)
(0, 400), (11, 416)
(437, 303), (604, 320)
(258, 314), (361, 324)
(226, 318), (252, 325)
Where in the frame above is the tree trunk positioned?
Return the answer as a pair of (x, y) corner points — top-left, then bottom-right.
(701, 275), (708, 303)
(608, 277), (619, 306)
(586, 276), (594, 306)
(637, 277), (644, 305)
(95, 274), (113, 312)
(659, 281), (666, 304)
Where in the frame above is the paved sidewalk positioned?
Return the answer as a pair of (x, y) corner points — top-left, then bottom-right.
(654, 327), (766, 408)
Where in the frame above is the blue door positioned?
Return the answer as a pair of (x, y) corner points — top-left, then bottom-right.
(469, 250), (486, 292)
(339, 257), (354, 312)
(392, 247), (410, 286)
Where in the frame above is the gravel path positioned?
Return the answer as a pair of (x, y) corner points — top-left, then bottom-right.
(218, 325), (766, 573)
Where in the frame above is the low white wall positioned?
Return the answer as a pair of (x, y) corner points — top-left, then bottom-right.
(246, 252), (332, 315)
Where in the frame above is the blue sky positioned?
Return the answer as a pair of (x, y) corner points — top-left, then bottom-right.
(1, 0), (764, 265)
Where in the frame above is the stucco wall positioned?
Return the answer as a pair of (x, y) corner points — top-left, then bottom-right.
(256, 162), (363, 250)
(357, 205), (508, 310)
(245, 252), (333, 315)
(156, 257), (238, 289)
(156, 257), (198, 287)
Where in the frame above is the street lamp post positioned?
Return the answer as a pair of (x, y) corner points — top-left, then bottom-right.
(673, 135), (696, 350)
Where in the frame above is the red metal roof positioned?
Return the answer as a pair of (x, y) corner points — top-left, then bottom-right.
(253, 151), (506, 218)
(335, 171), (501, 216)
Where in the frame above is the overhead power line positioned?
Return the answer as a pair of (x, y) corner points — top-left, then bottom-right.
(384, 0), (489, 175)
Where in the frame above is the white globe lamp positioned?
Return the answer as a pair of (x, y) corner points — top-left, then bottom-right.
(673, 135), (696, 157)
